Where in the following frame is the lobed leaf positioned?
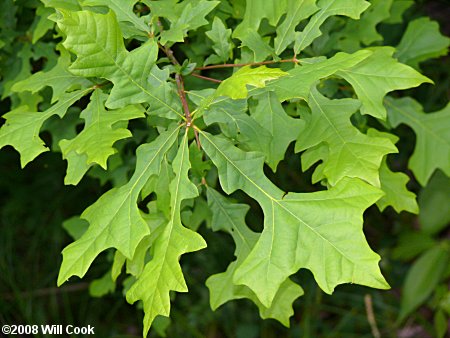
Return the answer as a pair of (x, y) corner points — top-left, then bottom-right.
(367, 129), (418, 214)
(56, 9), (182, 118)
(296, 88), (397, 187)
(270, 49), (372, 102)
(81, 0), (151, 38)
(0, 88), (91, 167)
(336, 47), (432, 119)
(203, 97), (272, 157)
(58, 126), (180, 286)
(206, 187), (303, 326)
(395, 17), (450, 69)
(384, 0), (413, 24)
(251, 91), (302, 171)
(386, 97), (450, 186)
(12, 46), (92, 103)
(205, 17), (234, 65)
(233, 0), (287, 60)
(328, 0), (393, 53)
(158, 0), (219, 45)
(126, 131), (207, 335)
(294, 0), (370, 53)
(201, 131), (389, 308)
(59, 89), (145, 184)
(274, 0), (318, 55)
(216, 66), (287, 99)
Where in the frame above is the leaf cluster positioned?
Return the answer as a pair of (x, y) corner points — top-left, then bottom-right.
(0, 0), (449, 336)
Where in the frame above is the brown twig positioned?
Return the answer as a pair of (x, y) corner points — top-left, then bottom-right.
(175, 73), (192, 122)
(177, 76), (202, 149)
(195, 57), (299, 70)
(190, 73), (222, 83)
(156, 19), (202, 149)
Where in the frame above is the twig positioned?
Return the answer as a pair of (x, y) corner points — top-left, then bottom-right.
(175, 73), (192, 122)
(365, 294), (381, 338)
(156, 19), (202, 149)
(190, 73), (222, 83)
(195, 57), (299, 70)
(175, 71), (201, 149)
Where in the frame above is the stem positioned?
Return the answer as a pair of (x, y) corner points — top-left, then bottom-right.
(175, 70), (201, 149)
(190, 73), (222, 83)
(195, 57), (299, 70)
(364, 294), (381, 338)
(175, 73), (192, 122)
(156, 19), (201, 149)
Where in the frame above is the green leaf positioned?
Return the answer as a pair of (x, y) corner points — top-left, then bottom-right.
(216, 66), (287, 99)
(239, 30), (276, 62)
(233, 0), (287, 40)
(41, 0), (81, 11)
(111, 205), (168, 281)
(301, 143), (328, 184)
(42, 107), (82, 152)
(337, 47), (432, 119)
(386, 97), (450, 186)
(274, 0), (318, 55)
(331, 0), (394, 52)
(232, 0), (286, 61)
(0, 88), (91, 167)
(434, 309), (448, 338)
(201, 131), (388, 308)
(31, 6), (55, 43)
(294, 0), (370, 53)
(205, 187), (303, 326)
(377, 160), (418, 214)
(399, 245), (450, 321)
(203, 97), (272, 158)
(111, 251), (126, 282)
(296, 88), (397, 187)
(1, 44), (33, 99)
(59, 89), (144, 179)
(57, 126), (180, 286)
(270, 49), (372, 102)
(205, 17), (234, 64)
(418, 171), (450, 235)
(126, 131), (206, 335)
(153, 157), (175, 218)
(81, 0), (151, 38)
(89, 270), (116, 297)
(367, 129), (418, 214)
(64, 151), (91, 186)
(395, 17), (450, 69)
(2, 1), (446, 335)
(251, 91), (302, 171)
(62, 216), (89, 240)
(392, 232), (436, 261)
(159, 0), (219, 45)
(56, 9), (182, 118)
(384, 0), (413, 24)
(143, 0), (177, 19)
